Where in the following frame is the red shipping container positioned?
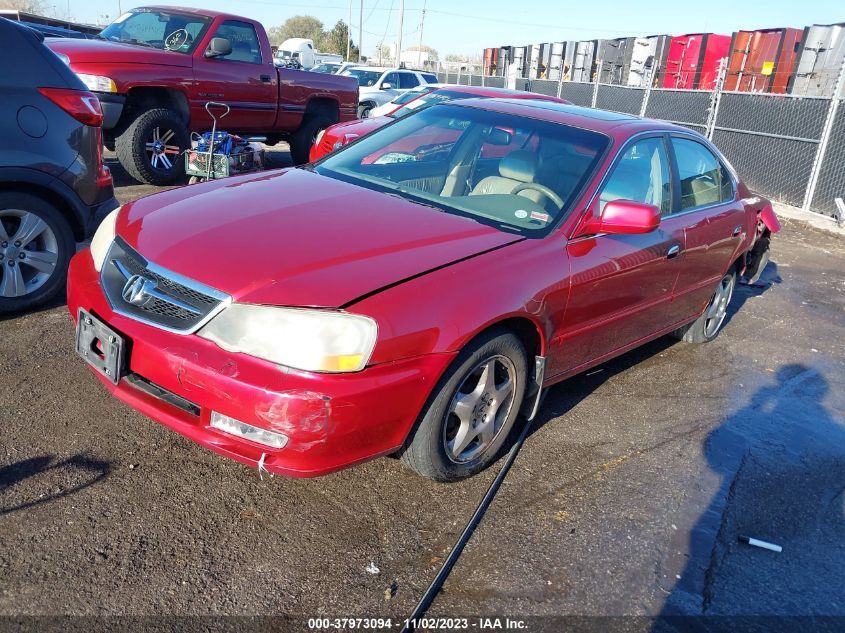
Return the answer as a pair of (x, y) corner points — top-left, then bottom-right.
(726, 28), (802, 93)
(663, 33), (730, 89)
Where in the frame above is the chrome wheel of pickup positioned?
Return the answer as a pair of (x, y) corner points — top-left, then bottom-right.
(145, 126), (181, 171)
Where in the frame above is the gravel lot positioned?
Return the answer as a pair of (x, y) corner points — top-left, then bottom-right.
(1, 152), (843, 629)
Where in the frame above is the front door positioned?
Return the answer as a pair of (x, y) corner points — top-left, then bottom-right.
(192, 19), (277, 130)
(550, 135), (684, 377)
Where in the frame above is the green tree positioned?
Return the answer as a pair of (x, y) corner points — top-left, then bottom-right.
(321, 20), (358, 60)
(268, 15), (324, 48)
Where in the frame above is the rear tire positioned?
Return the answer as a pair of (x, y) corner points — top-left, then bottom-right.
(357, 103), (373, 119)
(399, 329), (528, 482)
(671, 270), (736, 343)
(115, 108), (189, 186)
(289, 114), (335, 165)
(0, 193), (74, 314)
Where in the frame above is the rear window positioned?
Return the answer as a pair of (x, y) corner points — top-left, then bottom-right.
(422, 73), (438, 83)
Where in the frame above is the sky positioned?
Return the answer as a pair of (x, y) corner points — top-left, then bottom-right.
(63, 0), (845, 58)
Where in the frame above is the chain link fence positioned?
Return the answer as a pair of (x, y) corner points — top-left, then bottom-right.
(430, 72), (845, 219)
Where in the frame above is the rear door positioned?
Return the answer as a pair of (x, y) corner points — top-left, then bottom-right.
(667, 134), (746, 320)
(192, 19), (277, 130)
(551, 135), (684, 376)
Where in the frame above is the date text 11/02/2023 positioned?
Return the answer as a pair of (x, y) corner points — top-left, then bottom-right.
(307, 617), (528, 630)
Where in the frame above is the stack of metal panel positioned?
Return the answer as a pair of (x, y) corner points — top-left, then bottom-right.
(483, 48), (499, 76)
(571, 40), (596, 82)
(726, 28), (803, 93)
(663, 33), (731, 89)
(624, 35), (671, 87)
(789, 23), (845, 97)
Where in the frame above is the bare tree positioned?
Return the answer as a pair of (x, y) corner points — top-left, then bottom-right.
(3, 0), (47, 13)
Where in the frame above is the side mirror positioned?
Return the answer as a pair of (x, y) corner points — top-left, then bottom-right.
(205, 37), (232, 58)
(577, 199), (661, 236)
(381, 82), (393, 90)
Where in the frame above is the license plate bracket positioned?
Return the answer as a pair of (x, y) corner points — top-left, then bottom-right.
(75, 309), (125, 385)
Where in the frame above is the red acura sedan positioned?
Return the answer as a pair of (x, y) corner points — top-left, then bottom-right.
(69, 100), (779, 481)
(309, 84), (570, 161)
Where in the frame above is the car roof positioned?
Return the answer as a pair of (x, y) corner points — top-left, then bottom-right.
(141, 6), (234, 20)
(449, 97), (691, 134)
(430, 84), (566, 102)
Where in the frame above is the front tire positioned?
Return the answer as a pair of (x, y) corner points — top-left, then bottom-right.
(0, 193), (74, 314)
(115, 108), (189, 186)
(289, 114), (335, 165)
(400, 329), (528, 482)
(671, 270), (736, 343)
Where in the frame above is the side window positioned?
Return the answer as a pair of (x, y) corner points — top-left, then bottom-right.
(422, 73), (439, 83)
(382, 72), (400, 88)
(398, 72), (420, 89)
(672, 137), (734, 211)
(211, 20), (262, 64)
(599, 137), (672, 215)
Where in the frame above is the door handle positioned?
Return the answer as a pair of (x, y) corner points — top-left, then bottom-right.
(260, 74), (272, 83)
(666, 244), (681, 259)
(732, 225), (743, 236)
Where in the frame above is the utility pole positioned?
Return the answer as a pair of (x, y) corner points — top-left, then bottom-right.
(396, 0), (404, 68)
(346, 0), (352, 61)
(417, 0), (426, 68)
(358, 0), (363, 62)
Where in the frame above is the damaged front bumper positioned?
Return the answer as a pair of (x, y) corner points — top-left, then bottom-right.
(67, 249), (456, 477)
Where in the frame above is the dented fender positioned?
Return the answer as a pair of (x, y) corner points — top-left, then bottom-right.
(759, 205), (781, 234)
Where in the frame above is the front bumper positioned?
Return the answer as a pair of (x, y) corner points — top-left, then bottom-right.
(96, 93), (125, 130)
(67, 249), (456, 477)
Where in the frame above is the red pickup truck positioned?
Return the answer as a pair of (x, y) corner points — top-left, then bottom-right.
(47, 6), (358, 185)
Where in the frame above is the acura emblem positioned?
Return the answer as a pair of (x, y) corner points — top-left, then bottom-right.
(122, 274), (157, 308)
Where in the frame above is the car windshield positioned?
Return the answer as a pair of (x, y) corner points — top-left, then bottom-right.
(315, 104), (608, 236)
(389, 89), (480, 119)
(100, 9), (211, 54)
(342, 68), (383, 87)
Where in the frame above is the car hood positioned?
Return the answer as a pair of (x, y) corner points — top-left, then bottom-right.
(46, 38), (192, 68)
(325, 117), (389, 139)
(117, 169), (522, 308)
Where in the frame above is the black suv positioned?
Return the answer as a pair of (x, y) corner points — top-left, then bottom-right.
(0, 18), (118, 313)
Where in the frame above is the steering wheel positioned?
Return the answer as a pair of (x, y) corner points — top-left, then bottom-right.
(511, 182), (565, 210)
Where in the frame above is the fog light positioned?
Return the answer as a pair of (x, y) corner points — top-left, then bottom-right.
(210, 411), (288, 448)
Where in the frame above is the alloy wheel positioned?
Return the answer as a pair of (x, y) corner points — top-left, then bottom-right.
(0, 209), (59, 298)
(145, 126), (181, 171)
(703, 273), (736, 338)
(443, 355), (517, 463)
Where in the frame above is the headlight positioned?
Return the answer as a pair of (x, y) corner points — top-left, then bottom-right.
(90, 207), (119, 272)
(198, 305), (378, 373)
(76, 73), (117, 93)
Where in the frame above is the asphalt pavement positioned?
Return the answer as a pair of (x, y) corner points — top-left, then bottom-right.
(1, 152), (843, 631)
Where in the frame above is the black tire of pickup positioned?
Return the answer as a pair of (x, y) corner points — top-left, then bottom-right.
(115, 108), (189, 186)
(289, 114), (335, 165)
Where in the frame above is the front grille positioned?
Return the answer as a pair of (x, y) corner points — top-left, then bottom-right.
(101, 237), (230, 333)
